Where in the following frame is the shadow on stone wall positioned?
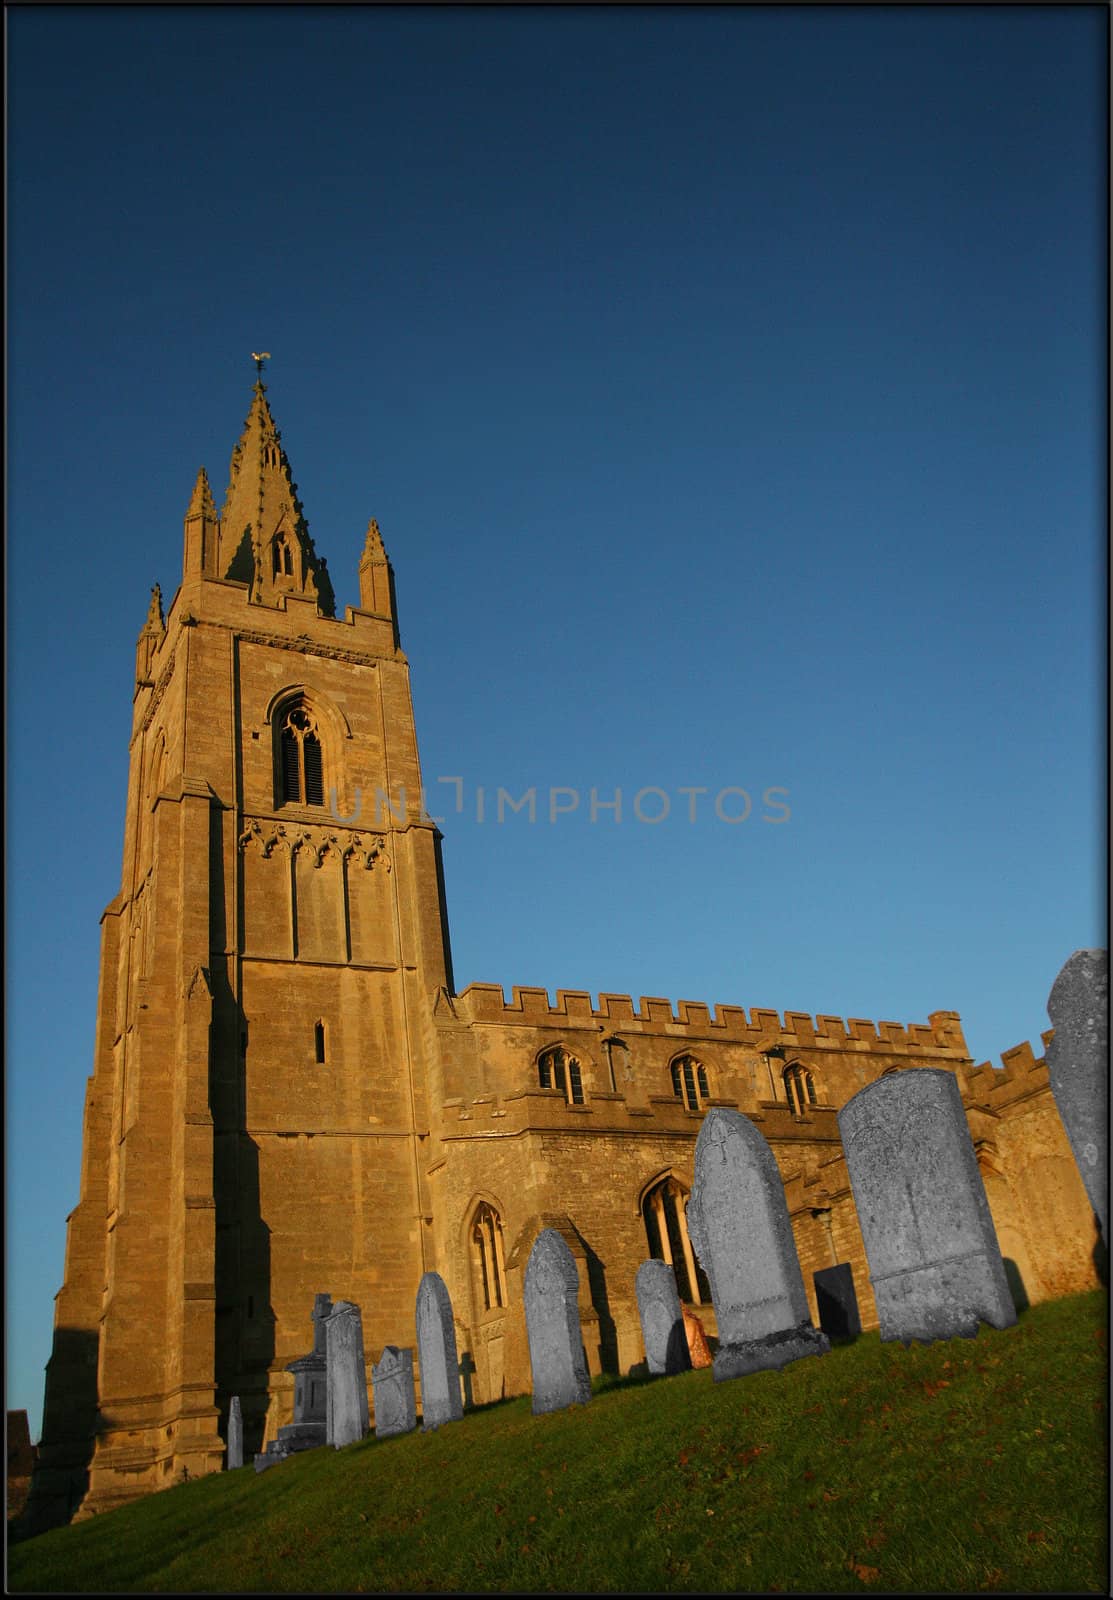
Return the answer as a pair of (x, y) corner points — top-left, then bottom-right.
(16, 1327), (99, 1541)
(580, 1240), (619, 1374)
(216, 799), (274, 1460)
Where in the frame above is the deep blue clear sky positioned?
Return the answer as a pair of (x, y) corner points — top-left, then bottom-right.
(7, 6), (1106, 1439)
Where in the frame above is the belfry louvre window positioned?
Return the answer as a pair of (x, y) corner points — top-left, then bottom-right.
(784, 1062), (817, 1118)
(538, 1046), (584, 1105)
(671, 1054), (708, 1111)
(281, 705), (324, 806)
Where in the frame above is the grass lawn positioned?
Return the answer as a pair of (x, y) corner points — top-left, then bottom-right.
(8, 1288), (1107, 1594)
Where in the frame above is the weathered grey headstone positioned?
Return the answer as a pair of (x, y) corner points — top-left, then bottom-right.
(635, 1260), (691, 1376)
(325, 1300), (370, 1449)
(415, 1273), (463, 1430)
(1046, 949), (1108, 1242)
(813, 1264), (861, 1341)
(687, 1107), (830, 1380)
(523, 1228), (592, 1414)
(254, 1292), (333, 1472)
(226, 1395), (243, 1469)
(371, 1345), (417, 1439)
(839, 1069), (1016, 1343)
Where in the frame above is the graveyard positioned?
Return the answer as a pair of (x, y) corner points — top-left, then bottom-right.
(11, 1044), (1110, 1594)
(7, 1285), (1106, 1594)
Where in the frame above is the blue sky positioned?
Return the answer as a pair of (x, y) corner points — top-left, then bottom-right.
(7, 6), (1106, 1440)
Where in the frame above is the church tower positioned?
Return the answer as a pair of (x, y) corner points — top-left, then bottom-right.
(32, 368), (453, 1521)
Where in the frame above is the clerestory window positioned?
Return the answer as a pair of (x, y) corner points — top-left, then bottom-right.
(670, 1054), (709, 1112)
(784, 1062), (817, 1118)
(281, 704), (324, 806)
(538, 1045), (584, 1105)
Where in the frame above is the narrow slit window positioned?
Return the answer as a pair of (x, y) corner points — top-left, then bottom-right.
(315, 1021), (326, 1063)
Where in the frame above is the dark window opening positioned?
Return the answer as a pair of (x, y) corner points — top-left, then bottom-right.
(538, 1046), (584, 1105)
(670, 1054), (707, 1111)
(784, 1063), (817, 1118)
(315, 1021), (326, 1063)
(280, 704), (325, 807)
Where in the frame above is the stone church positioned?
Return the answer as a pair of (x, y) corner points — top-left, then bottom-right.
(30, 373), (1102, 1525)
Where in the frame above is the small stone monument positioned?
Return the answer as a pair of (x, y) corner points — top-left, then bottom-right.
(839, 1069), (1016, 1343)
(415, 1273), (463, 1430)
(523, 1228), (592, 1414)
(1046, 949), (1108, 1242)
(635, 1260), (691, 1376)
(254, 1293), (333, 1472)
(371, 1346), (417, 1438)
(687, 1107), (830, 1380)
(325, 1300), (370, 1449)
(226, 1395), (243, 1469)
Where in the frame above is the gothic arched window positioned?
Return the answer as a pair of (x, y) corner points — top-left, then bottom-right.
(670, 1054), (708, 1111)
(784, 1062), (817, 1118)
(642, 1176), (711, 1306)
(280, 703), (324, 806)
(538, 1045), (584, 1105)
(273, 534), (294, 577)
(470, 1202), (507, 1312)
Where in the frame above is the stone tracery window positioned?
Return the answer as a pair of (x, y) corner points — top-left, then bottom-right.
(538, 1045), (584, 1105)
(642, 1176), (711, 1306)
(280, 703), (324, 806)
(470, 1201), (508, 1312)
(670, 1054), (709, 1111)
(273, 533), (294, 577)
(784, 1062), (817, 1118)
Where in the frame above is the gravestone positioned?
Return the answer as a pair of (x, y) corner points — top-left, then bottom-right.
(226, 1395), (243, 1469)
(687, 1107), (830, 1380)
(813, 1264), (861, 1341)
(325, 1300), (370, 1449)
(523, 1228), (592, 1414)
(254, 1292), (333, 1472)
(635, 1260), (691, 1375)
(1046, 949), (1108, 1242)
(371, 1346), (417, 1438)
(415, 1273), (463, 1430)
(839, 1069), (1016, 1343)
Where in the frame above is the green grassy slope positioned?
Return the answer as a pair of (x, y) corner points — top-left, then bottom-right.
(9, 1289), (1107, 1594)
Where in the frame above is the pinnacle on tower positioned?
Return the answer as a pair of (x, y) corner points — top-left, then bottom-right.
(134, 583), (165, 691)
(186, 466), (218, 522)
(183, 468), (220, 578)
(358, 516), (397, 635)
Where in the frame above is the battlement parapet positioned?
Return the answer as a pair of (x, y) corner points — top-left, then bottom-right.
(449, 984), (968, 1056)
(960, 1032), (1054, 1108)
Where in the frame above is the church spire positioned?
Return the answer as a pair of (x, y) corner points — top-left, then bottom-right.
(217, 360), (334, 615)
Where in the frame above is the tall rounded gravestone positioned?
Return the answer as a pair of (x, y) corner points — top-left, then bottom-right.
(839, 1068), (1016, 1343)
(687, 1107), (829, 1380)
(523, 1229), (592, 1415)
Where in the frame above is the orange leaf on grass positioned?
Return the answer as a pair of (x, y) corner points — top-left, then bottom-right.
(848, 1560), (881, 1583)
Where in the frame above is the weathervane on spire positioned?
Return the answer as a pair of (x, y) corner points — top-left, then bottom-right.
(252, 351), (271, 376)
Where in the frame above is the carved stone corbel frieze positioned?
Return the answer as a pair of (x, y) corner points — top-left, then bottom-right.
(237, 818), (390, 871)
(341, 833), (391, 873)
(237, 820), (290, 858)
